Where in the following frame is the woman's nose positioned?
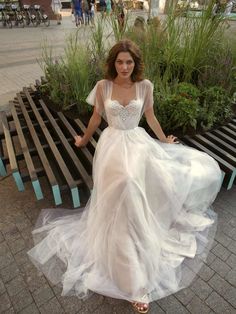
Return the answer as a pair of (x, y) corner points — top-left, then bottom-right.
(122, 63), (128, 70)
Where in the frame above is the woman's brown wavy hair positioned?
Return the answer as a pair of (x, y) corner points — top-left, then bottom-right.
(105, 39), (144, 82)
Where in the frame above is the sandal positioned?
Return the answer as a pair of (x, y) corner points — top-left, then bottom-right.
(131, 301), (149, 313)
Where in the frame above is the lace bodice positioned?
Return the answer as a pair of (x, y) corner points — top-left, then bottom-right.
(104, 99), (143, 130)
(86, 79), (154, 130)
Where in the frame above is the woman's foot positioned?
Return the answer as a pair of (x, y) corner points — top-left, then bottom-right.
(131, 301), (149, 313)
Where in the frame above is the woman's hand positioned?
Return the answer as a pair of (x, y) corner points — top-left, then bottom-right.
(74, 135), (87, 148)
(165, 135), (179, 144)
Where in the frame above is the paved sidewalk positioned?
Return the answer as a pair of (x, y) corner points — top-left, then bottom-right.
(0, 176), (235, 314)
(0, 12), (81, 110)
(0, 11), (236, 314)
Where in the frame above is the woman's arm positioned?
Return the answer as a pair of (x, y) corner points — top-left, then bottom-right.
(145, 107), (177, 144)
(74, 107), (102, 147)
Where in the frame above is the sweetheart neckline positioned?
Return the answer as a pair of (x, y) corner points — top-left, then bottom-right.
(109, 99), (139, 108)
(110, 80), (138, 108)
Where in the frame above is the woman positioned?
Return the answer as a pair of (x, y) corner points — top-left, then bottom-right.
(28, 40), (222, 313)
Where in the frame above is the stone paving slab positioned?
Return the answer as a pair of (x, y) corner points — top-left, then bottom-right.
(0, 173), (235, 314)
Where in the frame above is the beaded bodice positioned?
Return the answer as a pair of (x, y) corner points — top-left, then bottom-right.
(104, 99), (143, 130)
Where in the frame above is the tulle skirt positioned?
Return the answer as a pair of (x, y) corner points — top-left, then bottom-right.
(28, 126), (222, 303)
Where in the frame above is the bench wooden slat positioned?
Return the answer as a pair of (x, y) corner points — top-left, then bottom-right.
(212, 129), (236, 146)
(39, 99), (93, 204)
(6, 106), (44, 122)
(204, 132), (236, 156)
(10, 101), (43, 200)
(231, 118), (236, 126)
(17, 93), (62, 205)
(227, 123), (236, 132)
(24, 89), (82, 208)
(194, 134), (236, 166)
(0, 111), (24, 191)
(23, 89), (75, 186)
(21, 167), (83, 189)
(1, 138), (74, 169)
(183, 136), (235, 190)
(0, 116), (61, 139)
(74, 118), (97, 149)
(57, 112), (93, 165)
(220, 126), (236, 139)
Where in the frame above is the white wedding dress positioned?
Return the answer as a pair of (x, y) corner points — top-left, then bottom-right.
(28, 79), (222, 303)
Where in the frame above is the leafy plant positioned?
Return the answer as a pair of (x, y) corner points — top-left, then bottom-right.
(175, 82), (201, 99)
(108, 10), (129, 41)
(198, 43), (234, 91)
(154, 85), (200, 134)
(89, 16), (107, 60)
(198, 86), (233, 129)
(39, 4), (235, 134)
(40, 31), (102, 113)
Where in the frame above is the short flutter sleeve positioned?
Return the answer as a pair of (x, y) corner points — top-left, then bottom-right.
(143, 79), (154, 112)
(86, 80), (105, 116)
(137, 79), (154, 116)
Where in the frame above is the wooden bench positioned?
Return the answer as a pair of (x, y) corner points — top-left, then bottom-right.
(0, 85), (101, 208)
(1, 85), (235, 208)
(181, 118), (236, 190)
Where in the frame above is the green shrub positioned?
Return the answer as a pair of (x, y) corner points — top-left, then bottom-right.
(39, 6), (235, 133)
(198, 86), (233, 129)
(175, 82), (201, 99)
(40, 31), (104, 113)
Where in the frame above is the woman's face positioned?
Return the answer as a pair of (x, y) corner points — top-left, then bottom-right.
(115, 52), (135, 80)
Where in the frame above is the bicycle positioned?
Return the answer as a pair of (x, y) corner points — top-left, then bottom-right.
(22, 4), (37, 27)
(0, 4), (12, 28)
(34, 5), (50, 27)
(11, 4), (25, 28)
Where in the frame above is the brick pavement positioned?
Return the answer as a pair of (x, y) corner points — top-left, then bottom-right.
(0, 11), (236, 314)
(0, 175), (235, 314)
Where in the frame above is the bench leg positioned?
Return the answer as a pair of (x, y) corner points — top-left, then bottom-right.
(32, 179), (43, 201)
(220, 171), (225, 188)
(12, 171), (24, 191)
(52, 185), (62, 205)
(0, 158), (7, 176)
(71, 187), (80, 208)
(226, 171), (236, 190)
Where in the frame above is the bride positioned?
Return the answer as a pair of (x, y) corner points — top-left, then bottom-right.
(28, 39), (222, 313)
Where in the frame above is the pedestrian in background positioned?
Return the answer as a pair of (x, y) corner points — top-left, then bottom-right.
(89, 0), (95, 25)
(51, 0), (62, 25)
(82, 0), (90, 25)
(99, 0), (106, 17)
(105, 0), (112, 15)
(71, 0), (83, 26)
